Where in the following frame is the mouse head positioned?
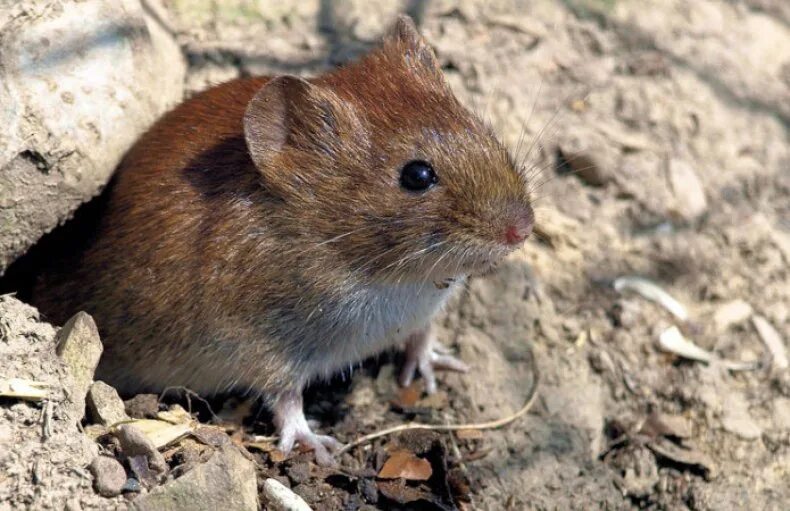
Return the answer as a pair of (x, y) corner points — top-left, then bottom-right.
(244, 16), (533, 282)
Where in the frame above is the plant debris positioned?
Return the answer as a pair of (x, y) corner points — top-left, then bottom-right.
(614, 276), (688, 321)
(0, 377), (50, 401)
(377, 449), (433, 481)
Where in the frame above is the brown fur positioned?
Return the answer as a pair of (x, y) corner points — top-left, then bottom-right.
(33, 16), (533, 399)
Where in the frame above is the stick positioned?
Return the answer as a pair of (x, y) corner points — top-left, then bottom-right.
(336, 348), (540, 456)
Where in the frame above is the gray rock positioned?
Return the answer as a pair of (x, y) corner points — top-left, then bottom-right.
(87, 381), (130, 426)
(0, 0), (185, 274)
(55, 312), (103, 422)
(89, 456), (127, 497)
(667, 158), (708, 222)
(131, 445), (258, 511)
(115, 424), (167, 487)
(263, 478), (313, 511)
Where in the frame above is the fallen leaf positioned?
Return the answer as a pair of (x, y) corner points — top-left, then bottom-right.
(416, 390), (449, 410)
(157, 404), (193, 424)
(392, 383), (421, 409)
(377, 480), (437, 505)
(122, 419), (193, 449)
(378, 449), (433, 481)
(270, 449), (289, 463)
(245, 441), (277, 453)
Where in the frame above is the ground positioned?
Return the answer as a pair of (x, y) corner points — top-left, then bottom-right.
(2, 0), (789, 509)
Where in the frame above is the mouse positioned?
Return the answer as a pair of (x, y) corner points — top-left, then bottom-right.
(32, 15), (534, 465)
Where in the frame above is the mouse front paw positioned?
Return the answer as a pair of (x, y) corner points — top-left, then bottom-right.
(273, 390), (343, 466)
(399, 328), (469, 394)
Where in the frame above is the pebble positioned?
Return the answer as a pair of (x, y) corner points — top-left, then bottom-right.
(713, 300), (753, 332)
(89, 456), (127, 497)
(667, 158), (707, 221)
(55, 312), (103, 422)
(263, 478), (313, 511)
(87, 381), (130, 426)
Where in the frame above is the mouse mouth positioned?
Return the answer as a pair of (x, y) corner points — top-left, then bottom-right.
(404, 240), (514, 281)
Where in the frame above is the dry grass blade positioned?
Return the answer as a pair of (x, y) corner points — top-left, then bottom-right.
(337, 347), (540, 456)
(0, 378), (50, 401)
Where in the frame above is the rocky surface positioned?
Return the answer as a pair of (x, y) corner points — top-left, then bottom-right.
(0, 0), (185, 274)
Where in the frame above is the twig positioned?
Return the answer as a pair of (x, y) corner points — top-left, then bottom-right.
(159, 386), (221, 423)
(337, 348), (540, 456)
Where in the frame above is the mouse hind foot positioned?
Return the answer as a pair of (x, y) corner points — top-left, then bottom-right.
(398, 327), (469, 394)
(272, 390), (343, 466)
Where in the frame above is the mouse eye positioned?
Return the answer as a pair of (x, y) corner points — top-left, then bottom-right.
(400, 160), (438, 192)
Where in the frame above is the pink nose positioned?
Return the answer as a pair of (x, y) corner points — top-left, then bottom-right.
(504, 219), (533, 245)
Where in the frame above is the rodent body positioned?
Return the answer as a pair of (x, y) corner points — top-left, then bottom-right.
(33, 17), (533, 464)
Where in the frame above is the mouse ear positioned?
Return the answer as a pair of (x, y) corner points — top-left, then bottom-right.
(244, 76), (355, 195)
(386, 15), (441, 76)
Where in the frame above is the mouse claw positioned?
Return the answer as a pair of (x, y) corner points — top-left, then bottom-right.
(279, 432), (341, 467)
(399, 328), (469, 394)
(273, 390), (342, 466)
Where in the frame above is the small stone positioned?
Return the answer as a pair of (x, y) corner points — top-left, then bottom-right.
(713, 300), (753, 332)
(55, 312), (103, 422)
(124, 394), (161, 419)
(667, 158), (707, 221)
(115, 424), (168, 479)
(89, 455), (127, 497)
(262, 478), (313, 511)
(122, 478), (142, 494)
(285, 462), (311, 485)
(131, 445), (258, 511)
(87, 381), (130, 426)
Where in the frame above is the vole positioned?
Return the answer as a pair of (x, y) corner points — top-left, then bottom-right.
(33, 16), (534, 465)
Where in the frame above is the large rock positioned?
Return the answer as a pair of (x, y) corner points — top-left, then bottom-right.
(0, 0), (185, 274)
(56, 312), (103, 423)
(0, 295), (123, 509)
(131, 445), (259, 511)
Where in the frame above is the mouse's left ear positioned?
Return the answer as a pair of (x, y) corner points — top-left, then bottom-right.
(243, 76), (363, 196)
(386, 15), (442, 77)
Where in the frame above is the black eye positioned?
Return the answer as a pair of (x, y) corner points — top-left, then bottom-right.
(400, 160), (438, 192)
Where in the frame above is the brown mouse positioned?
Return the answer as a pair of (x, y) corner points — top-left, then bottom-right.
(33, 16), (534, 465)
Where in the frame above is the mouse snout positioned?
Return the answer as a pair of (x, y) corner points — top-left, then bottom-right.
(502, 207), (534, 246)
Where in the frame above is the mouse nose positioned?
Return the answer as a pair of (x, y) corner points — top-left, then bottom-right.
(503, 209), (534, 246)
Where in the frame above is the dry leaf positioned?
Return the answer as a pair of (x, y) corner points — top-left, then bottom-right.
(122, 419), (193, 449)
(377, 449), (433, 481)
(392, 383), (421, 409)
(157, 404), (193, 424)
(377, 479), (435, 505)
(245, 441), (277, 453)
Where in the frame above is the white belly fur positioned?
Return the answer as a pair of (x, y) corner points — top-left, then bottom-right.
(310, 278), (464, 379)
